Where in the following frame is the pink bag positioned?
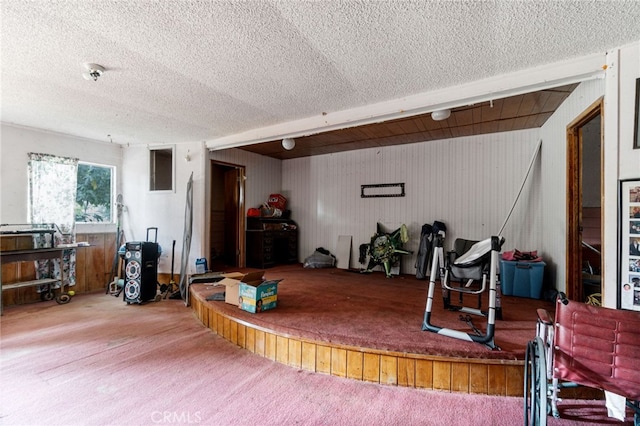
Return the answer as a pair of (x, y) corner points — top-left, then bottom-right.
(502, 249), (542, 262)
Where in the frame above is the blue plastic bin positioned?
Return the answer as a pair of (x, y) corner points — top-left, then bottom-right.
(500, 260), (545, 299)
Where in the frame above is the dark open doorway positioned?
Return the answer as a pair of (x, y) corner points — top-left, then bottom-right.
(566, 98), (603, 303)
(210, 161), (245, 270)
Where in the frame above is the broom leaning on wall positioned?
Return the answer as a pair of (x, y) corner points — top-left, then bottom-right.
(107, 194), (124, 294)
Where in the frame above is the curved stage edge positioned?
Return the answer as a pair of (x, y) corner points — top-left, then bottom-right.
(190, 288), (525, 397)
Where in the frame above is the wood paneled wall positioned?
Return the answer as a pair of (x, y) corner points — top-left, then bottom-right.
(283, 129), (543, 273)
(1, 232), (116, 307)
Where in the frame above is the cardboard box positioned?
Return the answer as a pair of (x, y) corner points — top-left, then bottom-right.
(239, 279), (281, 313)
(216, 271), (265, 306)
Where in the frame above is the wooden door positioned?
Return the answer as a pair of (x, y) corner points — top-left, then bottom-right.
(210, 161), (245, 268)
(223, 169), (240, 266)
(566, 98), (603, 302)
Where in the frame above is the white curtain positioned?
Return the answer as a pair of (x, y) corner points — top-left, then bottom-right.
(28, 153), (78, 287)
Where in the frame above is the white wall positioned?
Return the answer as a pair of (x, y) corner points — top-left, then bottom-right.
(602, 42), (640, 307)
(0, 124), (123, 234)
(538, 79), (606, 294)
(109, 143), (282, 276)
(0, 124), (280, 277)
(4, 41), (637, 301)
(208, 148), (283, 210)
(121, 142), (206, 275)
(616, 43), (640, 181)
(283, 129), (542, 274)
(537, 40), (640, 307)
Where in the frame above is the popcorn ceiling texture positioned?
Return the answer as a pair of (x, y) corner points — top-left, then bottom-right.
(1, 1), (639, 146)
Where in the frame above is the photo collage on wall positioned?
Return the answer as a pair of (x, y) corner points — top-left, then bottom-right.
(622, 181), (640, 311)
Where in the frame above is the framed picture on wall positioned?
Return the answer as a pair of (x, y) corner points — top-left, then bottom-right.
(635, 78), (640, 149)
(619, 179), (640, 311)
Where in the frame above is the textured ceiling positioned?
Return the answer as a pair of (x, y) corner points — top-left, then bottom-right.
(1, 1), (639, 154)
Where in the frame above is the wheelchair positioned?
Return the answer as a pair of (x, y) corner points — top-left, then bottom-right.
(524, 293), (640, 425)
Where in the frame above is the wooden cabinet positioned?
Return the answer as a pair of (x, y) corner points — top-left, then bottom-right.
(246, 217), (298, 268)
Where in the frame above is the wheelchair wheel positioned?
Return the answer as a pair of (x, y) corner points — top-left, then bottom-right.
(56, 293), (72, 304)
(40, 291), (54, 301)
(524, 337), (548, 426)
(628, 400), (639, 426)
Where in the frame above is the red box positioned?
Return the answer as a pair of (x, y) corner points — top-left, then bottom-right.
(267, 194), (287, 211)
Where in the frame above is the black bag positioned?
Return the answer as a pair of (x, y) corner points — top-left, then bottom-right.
(415, 223), (433, 279)
(415, 221), (446, 279)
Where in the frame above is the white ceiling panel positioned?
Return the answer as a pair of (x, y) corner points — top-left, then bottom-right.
(1, 1), (639, 147)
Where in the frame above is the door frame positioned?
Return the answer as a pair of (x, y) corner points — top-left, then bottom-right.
(566, 97), (603, 301)
(209, 160), (246, 268)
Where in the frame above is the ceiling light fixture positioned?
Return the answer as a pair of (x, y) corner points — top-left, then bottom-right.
(431, 109), (451, 121)
(82, 63), (105, 81)
(282, 138), (296, 150)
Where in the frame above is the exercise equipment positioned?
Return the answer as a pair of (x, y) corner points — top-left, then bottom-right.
(422, 235), (504, 350)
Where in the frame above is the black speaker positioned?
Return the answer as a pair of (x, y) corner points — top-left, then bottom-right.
(124, 241), (158, 304)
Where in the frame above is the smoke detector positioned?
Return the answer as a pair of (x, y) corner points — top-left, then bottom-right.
(82, 63), (105, 81)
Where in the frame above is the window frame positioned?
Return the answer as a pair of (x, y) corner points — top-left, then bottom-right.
(75, 161), (116, 224)
(149, 145), (175, 193)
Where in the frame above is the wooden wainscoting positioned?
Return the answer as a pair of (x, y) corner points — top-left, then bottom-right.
(76, 232), (115, 294)
(1, 232), (114, 306)
(190, 289), (524, 396)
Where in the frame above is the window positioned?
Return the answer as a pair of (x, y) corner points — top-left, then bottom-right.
(150, 147), (174, 191)
(75, 162), (114, 223)
(29, 152), (78, 233)
(28, 153), (78, 285)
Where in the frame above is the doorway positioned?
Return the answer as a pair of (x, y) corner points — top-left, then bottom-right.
(210, 161), (245, 269)
(566, 98), (603, 303)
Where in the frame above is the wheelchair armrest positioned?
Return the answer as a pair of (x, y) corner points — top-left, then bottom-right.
(536, 308), (553, 325)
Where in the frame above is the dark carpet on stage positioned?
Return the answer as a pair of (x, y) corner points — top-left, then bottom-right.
(193, 263), (556, 360)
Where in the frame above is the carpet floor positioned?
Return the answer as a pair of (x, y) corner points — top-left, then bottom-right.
(193, 264), (557, 360)
(1, 280), (635, 425)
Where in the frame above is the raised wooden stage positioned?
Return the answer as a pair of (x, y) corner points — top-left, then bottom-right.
(189, 264), (552, 397)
